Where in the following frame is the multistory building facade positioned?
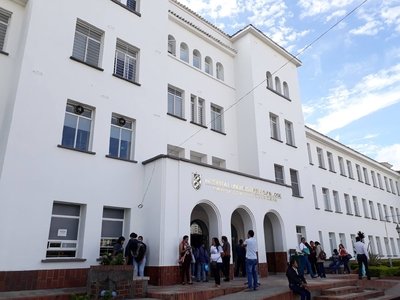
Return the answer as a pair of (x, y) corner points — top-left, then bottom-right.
(0, 0), (399, 289)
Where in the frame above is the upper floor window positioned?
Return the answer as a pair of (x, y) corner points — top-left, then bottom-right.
(193, 49), (201, 69)
(284, 120), (295, 146)
(307, 143), (313, 164)
(346, 160), (354, 179)
(114, 0), (138, 12)
(377, 173), (383, 189)
(167, 34), (176, 56)
(283, 81), (290, 98)
(312, 185), (319, 209)
(317, 147), (325, 168)
(266, 72), (273, 88)
(190, 150), (206, 163)
(333, 190), (341, 212)
(389, 179), (395, 194)
(61, 102), (93, 152)
(290, 169), (301, 197)
(72, 19), (103, 67)
(100, 207), (125, 256)
(205, 56), (213, 75)
(371, 170), (377, 187)
(396, 181), (400, 195)
(353, 196), (361, 216)
(369, 201), (376, 219)
(338, 156), (346, 176)
(322, 188), (331, 211)
(210, 103), (223, 132)
(327, 152), (335, 172)
(168, 86), (184, 118)
(47, 202), (82, 258)
(274, 164), (285, 184)
(191, 95), (205, 126)
(109, 114), (135, 160)
(356, 164), (363, 182)
(269, 113), (280, 140)
(275, 77), (282, 94)
(167, 144), (185, 158)
(216, 62), (224, 80)
(180, 42), (189, 63)
(363, 167), (369, 184)
(114, 39), (139, 82)
(0, 7), (12, 52)
(344, 194), (352, 215)
(212, 156), (226, 168)
(384, 176), (391, 192)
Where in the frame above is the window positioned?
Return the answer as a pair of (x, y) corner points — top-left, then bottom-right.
(190, 95), (205, 126)
(312, 184), (319, 209)
(329, 232), (336, 255)
(327, 152), (335, 172)
(383, 205), (390, 222)
(362, 198), (369, 218)
(274, 164), (284, 184)
(109, 114), (135, 160)
(353, 196), (360, 216)
(168, 86), (184, 118)
(390, 206), (396, 223)
(369, 201), (376, 219)
(275, 77), (281, 94)
(193, 49), (201, 69)
(100, 207), (125, 256)
(61, 102), (93, 152)
(384, 176), (390, 192)
(307, 143), (313, 164)
(317, 147), (325, 168)
(190, 151), (206, 163)
(339, 233), (347, 248)
(371, 171), (377, 187)
(210, 104), (223, 132)
(266, 72), (273, 88)
(338, 156), (346, 176)
(344, 194), (352, 215)
(368, 235), (376, 254)
(322, 188), (331, 211)
(284, 120), (295, 146)
(363, 167), (369, 184)
(167, 35), (176, 55)
(114, 39), (138, 82)
(396, 181), (400, 195)
(376, 237), (383, 256)
(384, 237), (392, 257)
(390, 238), (397, 257)
(356, 164), (363, 182)
(283, 81), (290, 98)
(115, 0), (138, 12)
(350, 234), (356, 254)
(0, 7), (11, 52)
(167, 144), (184, 158)
(377, 203), (384, 221)
(333, 190), (341, 213)
(180, 42), (189, 62)
(269, 113), (280, 140)
(290, 169), (300, 196)
(72, 19), (103, 67)
(346, 160), (354, 179)
(397, 208), (400, 223)
(377, 173), (383, 189)
(46, 202), (82, 258)
(216, 62), (224, 80)
(205, 56), (213, 75)
(212, 156), (226, 168)
(389, 179), (395, 194)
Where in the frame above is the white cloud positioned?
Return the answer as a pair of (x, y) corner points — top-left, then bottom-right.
(375, 144), (400, 171)
(306, 64), (400, 134)
(349, 20), (382, 35)
(326, 9), (347, 22)
(297, 0), (356, 18)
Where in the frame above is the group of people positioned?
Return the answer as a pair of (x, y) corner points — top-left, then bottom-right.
(179, 230), (259, 291)
(287, 232), (371, 300)
(111, 232), (147, 277)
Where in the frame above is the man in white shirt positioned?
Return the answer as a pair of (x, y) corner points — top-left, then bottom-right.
(354, 236), (371, 280)
(243, 230), (258, 291)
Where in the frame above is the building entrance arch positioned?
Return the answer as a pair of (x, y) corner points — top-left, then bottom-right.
(264, 211), (286, 273)
(190, 202), (219, 249)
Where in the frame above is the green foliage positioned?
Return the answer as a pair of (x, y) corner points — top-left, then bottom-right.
(369, 265), (400, 277)
(368, 252), (382, 266)
(100, 253), (125, 265)
(70, 294), (90, 300)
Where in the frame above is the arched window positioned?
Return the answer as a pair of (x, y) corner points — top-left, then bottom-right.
(180, 42), (189, 63)
(275, 76), (281, 94)
(216, 62), (224, 80)
(205, 56), (213, 75)
(193, 49), (201, 69)
(167, 35), (176, 56)
(283, 81), (290, 98)
(266, 72), (273, 89)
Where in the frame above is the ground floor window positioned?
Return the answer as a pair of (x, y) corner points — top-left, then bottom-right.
(100, 207), (125, 256)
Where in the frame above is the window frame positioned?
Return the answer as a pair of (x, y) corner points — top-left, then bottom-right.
(216, 62), (224, 80)
(269, 113), (280, 140)
(274, 164), (285, 184)
(167, 86), (184, 118)
(210, 103), (224, 132)
(108, 114), (135, 161)
(113, 39), (139, 83)
(317, 147), (325, 169)
(100, 207), (125, 256)
(290, 169), (301, 197)
(322, 187), (331, 211)
(190, 95), (205, 126)
(284, 120), (295, 146)
(180, 42), (189, 63)
(327, 152), (335, 172)
(0, 7), (12, 53)
(193, 49), (201, 69)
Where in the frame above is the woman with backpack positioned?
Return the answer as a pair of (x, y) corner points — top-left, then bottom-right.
(315, 241), (326, 278)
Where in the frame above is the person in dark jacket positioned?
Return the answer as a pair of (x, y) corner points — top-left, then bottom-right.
(234, 239), (246, 277)
(286, 256), (311, 300)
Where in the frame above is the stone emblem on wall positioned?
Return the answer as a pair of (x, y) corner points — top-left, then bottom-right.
(192, 173), (202, 190)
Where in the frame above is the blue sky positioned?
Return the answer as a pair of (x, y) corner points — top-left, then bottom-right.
(178, 0), (400, 170)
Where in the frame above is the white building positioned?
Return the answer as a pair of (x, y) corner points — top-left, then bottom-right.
(0, 0), (399, 289)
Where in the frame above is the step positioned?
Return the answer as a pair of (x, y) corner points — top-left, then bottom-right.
(321, 285), (362, 296)
(0, 287), (86, 300)
(314, 289), (384, 300)
(372, 296), (400, 300)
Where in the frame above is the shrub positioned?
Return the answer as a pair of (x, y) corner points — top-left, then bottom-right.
(368, 266), (400, 278)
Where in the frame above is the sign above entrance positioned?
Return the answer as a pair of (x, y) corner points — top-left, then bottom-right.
(204, 178), (281, 201)
(192, 172), (202, 190)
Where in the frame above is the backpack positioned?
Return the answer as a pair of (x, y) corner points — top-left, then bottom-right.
(319, 250), (327, 260)
(134, 242), (146, 262)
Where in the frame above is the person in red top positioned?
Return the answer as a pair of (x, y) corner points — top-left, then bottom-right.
(338, 243), (351, 274)
(179, 235), (193, 285)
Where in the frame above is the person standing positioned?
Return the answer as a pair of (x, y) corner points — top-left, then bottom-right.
(338, 243), (351, 274)
(315, 241), (326, 278)
(196, 242), (209, 282)
(113, 236), (125, 257)
(136, 236), (147, 277)
(243, 230), (258, 291)
(234, 239), (246, 277)
(221, 236), (231, 282)
(286, 256), (311, 300)
(298, 237), (316, 278)
(308, 241), (317, 275)
(210, 237), (223, 287)
(179, 235), (193, 285)
(354, 236), (371, 280)
(125, 232), (139, 276)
